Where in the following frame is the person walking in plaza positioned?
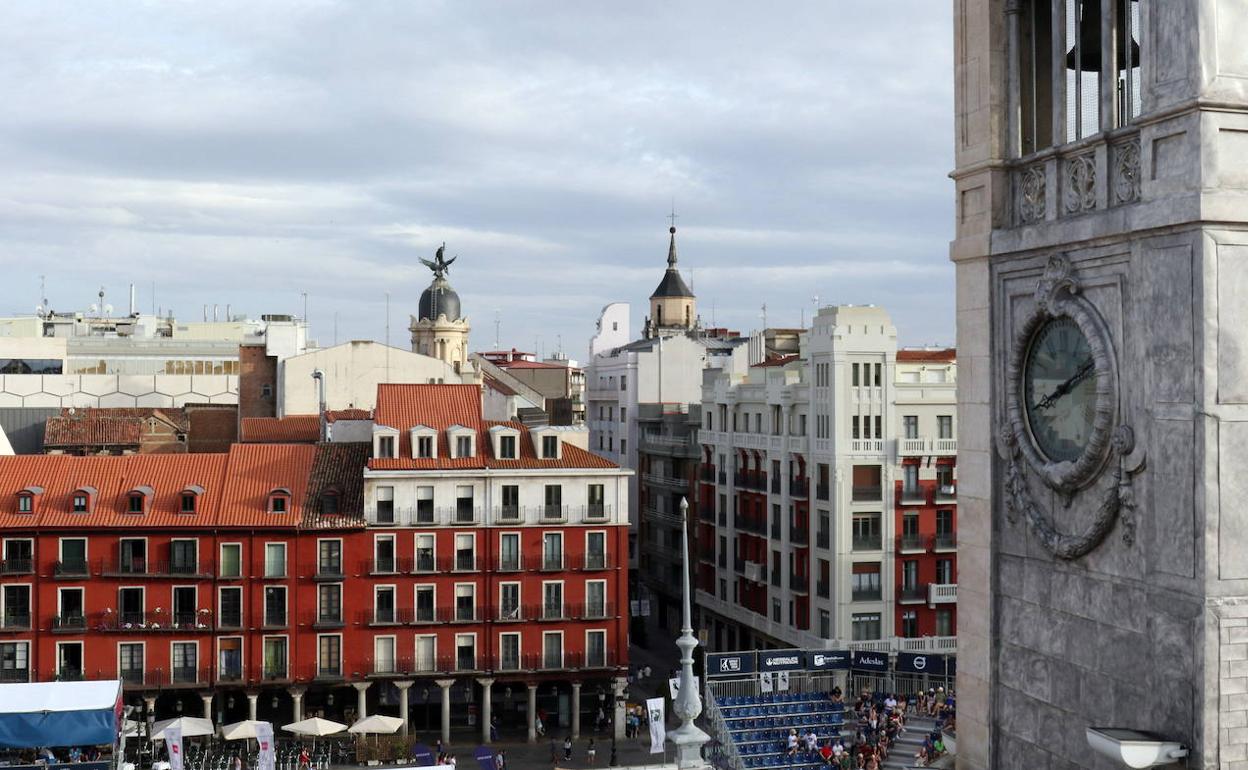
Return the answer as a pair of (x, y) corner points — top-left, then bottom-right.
(563, 736), (573, 763)
(587, 739), (597, 766)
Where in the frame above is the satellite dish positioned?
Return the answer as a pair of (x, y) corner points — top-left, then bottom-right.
(35, 305), (43, 315)
(104, 304), (114, 316)
(88, 304), (98, 314)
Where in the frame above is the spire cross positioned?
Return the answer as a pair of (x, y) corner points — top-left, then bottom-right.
(667, 204), (679, 229)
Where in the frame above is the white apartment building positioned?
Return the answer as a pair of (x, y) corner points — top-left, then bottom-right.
(694, 305), (958, 655)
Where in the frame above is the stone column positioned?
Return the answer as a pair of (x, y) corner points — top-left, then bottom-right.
(571, 681), (582, 739)
(247, 692), (259, 721)
(395, 681), (414, 736)
(526, 682), (538, 743)
(353, 682), (371, 720)
(612, 677), (627, 742)
(477, 678), (494, 744)
(436, 679), (455, 747)
(201, 693), (213, 721)
(289, 687), (306, 723)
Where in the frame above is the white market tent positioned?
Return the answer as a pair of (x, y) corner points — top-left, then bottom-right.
(0, 680), (122, 749)
(348, 715), (403, 735)
(151, 717), (215, 742)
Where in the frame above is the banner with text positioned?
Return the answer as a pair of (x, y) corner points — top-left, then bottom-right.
(850, 650), (889, 673)
(806, 650), (851, 670)
(646, 697), (666, 754)
(757, 650), (806, 672)
(706, 651), (757, 677)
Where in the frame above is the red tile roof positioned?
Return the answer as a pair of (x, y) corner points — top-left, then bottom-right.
(241, 415), (320, 443)
(897, 348), (957, 363)
(0, 443), (337, 529)
(326, 408), (372, 422)
(369, 384), (617, 471)
(495, 359), (566, 370)
(483, 375), (518, 397)
(43, 407), (188, 448)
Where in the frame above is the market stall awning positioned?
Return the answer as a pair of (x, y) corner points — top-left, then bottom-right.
(0, 680), (122, 748)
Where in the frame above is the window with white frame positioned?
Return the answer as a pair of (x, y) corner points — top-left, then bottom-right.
(542, 631), (563, 669)
(264, 543), (286, 577)
(0, 641), (29, 681)
(263, 586), (287, 627)
(585, 629), (606, 668)
(415, 585), (435, 623)
(220, 543), (242, 578)
(585, 531), (606, 569)
(118, 642), (144, 684)
(499, 533), (520, 571)
(455, 634), (475, 671)
(318, 635), (341, 676)
(454, 534), (475, 571)
(455, 584), (476, 622)
(374, 586), (396, 624)
(498, 633), (520, 670)
(542, 532), (563, 570)
(542, 582), (563, 620)
(584, 580), (606, 619)
(415, 635), (436, 672)
(415, 534), (435, 572)
(499, 583), (520, 620)
(374, 486), (395, 523)
(317, 584), (342, 624)
(172, 642), (198, 683)
(374, 535), (396, 573)
(219, 587), (243, 629)
(374, 636), (397, 674)
(263, 637), (287, 678)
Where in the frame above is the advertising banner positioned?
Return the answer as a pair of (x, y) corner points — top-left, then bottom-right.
(166, 725), (183, 770)
(850, 650), (889, 673)
(705, 651), (757, 677)
(255, 722), (275, 770)
(757, 649), (806, 672)
(895, 652), (946, 675)
(646, 698), (666, 754)
(806, 650), (851, 670)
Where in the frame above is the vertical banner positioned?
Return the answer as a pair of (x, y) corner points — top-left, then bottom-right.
(777, 670), (790, 692)
(646, 697), (666, 754)
(166, 725), (184, 770)
(255, 722), (275, 770)
(759, 672), (774, 693)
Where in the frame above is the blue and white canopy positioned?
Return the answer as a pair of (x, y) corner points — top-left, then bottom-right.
(0, 680), (122, 748)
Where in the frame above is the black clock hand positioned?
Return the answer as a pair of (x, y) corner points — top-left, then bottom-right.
(1035, 359), (1094, 411)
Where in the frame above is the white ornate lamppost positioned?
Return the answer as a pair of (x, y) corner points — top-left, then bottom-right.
(667, 498), (710, 768)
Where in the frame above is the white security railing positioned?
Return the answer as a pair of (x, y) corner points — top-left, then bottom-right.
(898, 437), (958, 456)
(929, 583), (958, 605)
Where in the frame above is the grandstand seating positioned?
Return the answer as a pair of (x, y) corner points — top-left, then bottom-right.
(715, 691), (848, 770)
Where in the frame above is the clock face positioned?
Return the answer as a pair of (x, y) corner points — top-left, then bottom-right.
(1023, 316), (1098, 463)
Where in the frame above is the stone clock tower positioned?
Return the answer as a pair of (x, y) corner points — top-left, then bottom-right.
(953, 1), (1248, 767)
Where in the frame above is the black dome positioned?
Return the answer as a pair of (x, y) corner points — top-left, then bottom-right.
(419, 278), (462, 321)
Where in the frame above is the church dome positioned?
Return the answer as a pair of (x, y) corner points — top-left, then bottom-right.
(419, 278), (462, 321)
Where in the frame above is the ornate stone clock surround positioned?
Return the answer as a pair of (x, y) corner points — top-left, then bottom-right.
(997, 253), (1146, 560)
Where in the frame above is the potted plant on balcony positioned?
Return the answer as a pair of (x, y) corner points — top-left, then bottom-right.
(196, 608), (210, 629)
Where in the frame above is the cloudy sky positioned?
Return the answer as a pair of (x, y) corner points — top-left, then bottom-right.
(0, 1), (954, 360)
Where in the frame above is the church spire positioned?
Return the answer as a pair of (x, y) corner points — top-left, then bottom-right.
(667, 226), (678, 269)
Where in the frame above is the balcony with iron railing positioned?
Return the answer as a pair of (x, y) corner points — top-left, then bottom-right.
(816, 530), (830, 550)
(571, 601), (614, 620)
(313, 563), (345, 581)
(366, 556), (413, 575)
(789, 572), (809, 594)
(933, 531), (957, 551)
(497, 554), (524, 572)
(899, 584), (927, 604)
(99, 611), (213, 632)
(51, 614), (87, 633)
(770, 522), (781, 540)
(852, 485), (882, 502)
(699, 503), (716, 522)
(55, 667), (84, 682)
(789, 526), (809, 546)
(897, 533), (929, 553)
(364, 608), (414, 626)
(101, 559), (215, 579)
(365, 656), (413, 677)
(816, 484), (830, 501)
(54, 560), (89, 578)
(790, 478), (809, 499)
(0, 558), (33, 575)
(579, 552), (611, 571)
(851, 587), (882, 602)
(310, 609), (345, 629)
(700, 466), (716, 482)
(0, 668), (29, 683)
(642, 472), (689, 490)
(816, 580), (830, 598)
(900, 484), (928, 505)
(852, 533), (882, 552)
(770, 569), (781, 588)
(936, 484), (957, 503)
(437, 606), (482, 624)
(770, 477), (781, 494)
(0, 612), (31, 630)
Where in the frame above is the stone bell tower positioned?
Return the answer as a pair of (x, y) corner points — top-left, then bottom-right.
(953, 1), (1248, 767)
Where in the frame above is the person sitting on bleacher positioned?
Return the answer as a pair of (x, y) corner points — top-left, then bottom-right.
(805, 730), (818, 755)
(786, 729), (799, 758)
(818, 741), (834, 766)
(914, 736), (934, 767)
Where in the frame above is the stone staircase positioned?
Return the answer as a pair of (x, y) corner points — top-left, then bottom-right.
(879, 713), (951, 770)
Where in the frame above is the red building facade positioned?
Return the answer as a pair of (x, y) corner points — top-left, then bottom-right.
(0, 385), (631, 743)
(892, 465), (958, 638)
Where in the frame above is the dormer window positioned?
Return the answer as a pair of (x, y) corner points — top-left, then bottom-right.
(320, 490), (339, 515)
(17, 495), (32, 514)
(416, 436), (434, 458)
(542, 435), (559, 459)
(447, 426), (475, 459)
(499, 435), (517, 460)
(268, 488), (291, 514)
(378, 436), (395, 459)
(180, 486), (203, 514)
(71, 486), (96, 514)
(127, 494), (144, 513)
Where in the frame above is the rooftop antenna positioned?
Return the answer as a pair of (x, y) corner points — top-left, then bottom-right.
(385, 291), (391, 380)
(494, 309), (501, 349)
(38, 275), (47, 318)
(760, 302), (768, 329)
(556, 334), (562, 357)
(711, 299), (716, 327)
(98, 287), (106, 317)
(151, 281), (156, 316)
(301, 292), (308, 323)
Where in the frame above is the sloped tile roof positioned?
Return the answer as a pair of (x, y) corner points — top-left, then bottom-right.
(241, 415), (320, 443)
(43, 407), (189, 447)
(896, 348), (957, 363)
(302, 442), (369, 529)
